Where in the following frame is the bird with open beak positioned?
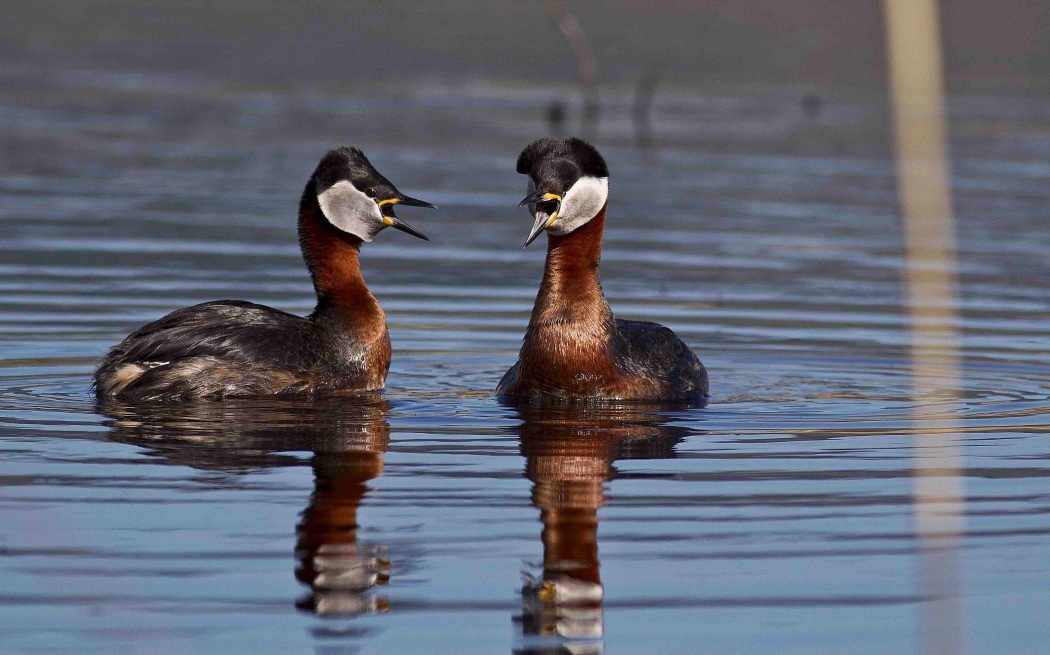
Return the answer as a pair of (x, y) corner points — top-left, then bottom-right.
(516, 139), (609, 248)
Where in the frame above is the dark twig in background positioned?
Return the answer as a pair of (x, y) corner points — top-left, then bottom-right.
(633, 67), (659, 148)
(542, 0), (600, 136)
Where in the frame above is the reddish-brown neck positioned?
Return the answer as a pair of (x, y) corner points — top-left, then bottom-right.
(529, 203), (613, 329)
(298, 190), (383, 327)
(524, 435), (613, 588)
(540, 500), (602, 585)
(295, 450), (385, 587)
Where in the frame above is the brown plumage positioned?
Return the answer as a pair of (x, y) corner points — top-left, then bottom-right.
(500, 205), (623, 397)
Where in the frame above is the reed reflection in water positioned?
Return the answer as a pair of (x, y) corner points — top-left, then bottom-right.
(885, 0), (964, 650)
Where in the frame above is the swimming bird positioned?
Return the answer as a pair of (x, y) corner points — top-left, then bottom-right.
(496, 138), (708, 401)
(94, 147), (435, 402)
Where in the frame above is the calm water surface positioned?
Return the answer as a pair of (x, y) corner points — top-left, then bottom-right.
(1, 66), (1049, 654)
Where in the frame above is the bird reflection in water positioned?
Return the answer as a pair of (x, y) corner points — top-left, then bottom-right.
(294, 405), (390, 617)
(511, 401), (695, 655)
(98, 396), (393, 620)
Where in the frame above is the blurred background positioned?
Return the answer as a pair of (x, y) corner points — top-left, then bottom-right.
(1, 2), (1048, 654)
(4, 0), (1050, 154)
(6, 1), (1050, 92)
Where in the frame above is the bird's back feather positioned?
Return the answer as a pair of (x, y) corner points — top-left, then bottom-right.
(94, 301), (320, 400)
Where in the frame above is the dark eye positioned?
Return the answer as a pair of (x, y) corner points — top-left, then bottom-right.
(365, 187), (377, 198)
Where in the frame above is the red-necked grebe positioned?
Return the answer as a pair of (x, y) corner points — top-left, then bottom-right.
(497, 138), (708, 401)
(94, 147), (435, 401)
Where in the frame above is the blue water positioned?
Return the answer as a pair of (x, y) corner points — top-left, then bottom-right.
(2, 17), (1050, 654)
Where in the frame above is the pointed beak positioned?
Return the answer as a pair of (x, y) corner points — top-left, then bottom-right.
(382, 214), (430, 241)
(379, 196), (434, 241)
(377, 195), (438, 210)
(395, 194), (437, 209)
(518, 188), (547, 207)
(523, 209), (558, 248)
(520, 192), (561, 249)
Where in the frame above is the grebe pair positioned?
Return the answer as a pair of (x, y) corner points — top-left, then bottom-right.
(94, 139), (708, 402)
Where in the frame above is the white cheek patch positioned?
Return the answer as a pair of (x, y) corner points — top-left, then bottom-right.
(317, 181), (384, 242)
(546, 176), (608, 236)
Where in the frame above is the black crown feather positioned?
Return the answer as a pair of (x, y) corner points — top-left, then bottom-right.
(516, 137), (608, 178)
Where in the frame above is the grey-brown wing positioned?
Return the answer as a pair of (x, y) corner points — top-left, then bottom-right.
(94, 301), (316, 396)
(615, 319), (708, 398)
(495, 361), (521, 396)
